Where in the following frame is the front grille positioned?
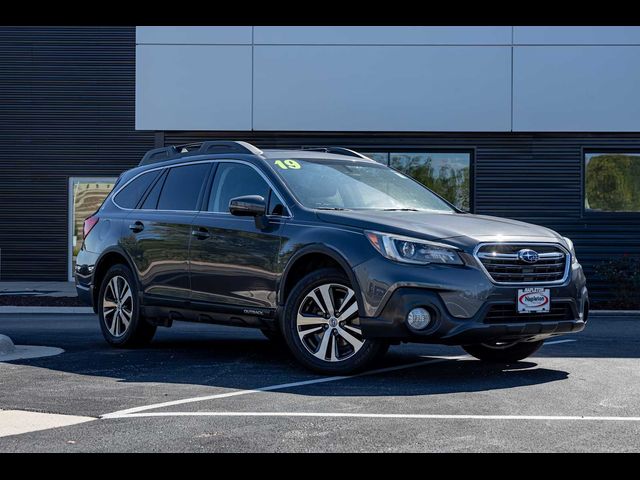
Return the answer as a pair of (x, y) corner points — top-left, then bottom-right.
(484, 303), (574, 324)
(475, 243), (568, 284)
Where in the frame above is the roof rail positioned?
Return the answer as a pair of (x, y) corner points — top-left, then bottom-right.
(301, 146), (372, 160)
(139, 141), (263, 166)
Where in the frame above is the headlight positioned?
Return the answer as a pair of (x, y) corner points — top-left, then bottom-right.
(563, 236), (578, 264)
(365, 230), (463, 265)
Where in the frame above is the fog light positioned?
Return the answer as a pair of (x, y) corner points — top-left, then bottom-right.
(407, 307), (431, 330)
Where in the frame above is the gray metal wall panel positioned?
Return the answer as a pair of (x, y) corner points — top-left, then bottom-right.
(253, 45), (512, 132)
(0, 26), (154, 280)
(254, 26), (512, 45)
(513, 46), (640, 131)
(514, 26), (640, 45)
(135, 44), (253, 130)
(136, 26), (252, 44)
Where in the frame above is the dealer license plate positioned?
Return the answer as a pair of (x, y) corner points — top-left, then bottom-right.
(517, 288), (550, 313)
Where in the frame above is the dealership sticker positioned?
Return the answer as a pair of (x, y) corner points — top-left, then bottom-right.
(517, 288), (550, 313)
(274, 159), (301, 170)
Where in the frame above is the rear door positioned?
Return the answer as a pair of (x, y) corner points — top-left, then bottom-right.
(189, 161), (289, 310)
(123, 162), (212, 303)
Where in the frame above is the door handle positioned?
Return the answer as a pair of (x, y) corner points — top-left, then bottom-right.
(129, 221), (144, 233)
(191, 227), (211, 240)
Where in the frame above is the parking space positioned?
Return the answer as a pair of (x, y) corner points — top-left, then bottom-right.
(1, 313), (639, 452)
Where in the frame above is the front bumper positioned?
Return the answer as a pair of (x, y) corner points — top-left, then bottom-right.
(355, 251), (589, 345)
(359, 287), (588, 344)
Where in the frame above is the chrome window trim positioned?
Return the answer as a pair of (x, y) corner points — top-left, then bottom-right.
(472, 242), (571, 286)
(110, 158), (293, 219)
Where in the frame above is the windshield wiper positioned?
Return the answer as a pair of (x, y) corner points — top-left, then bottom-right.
(382, 208), (419, 211)
(316, 207), (350, 211)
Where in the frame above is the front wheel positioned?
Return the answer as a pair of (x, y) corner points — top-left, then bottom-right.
(462, 340), (544, 362)
(281, 268), (387, 374)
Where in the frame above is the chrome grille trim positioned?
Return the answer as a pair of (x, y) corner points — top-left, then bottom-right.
(473, 242), (571, 285)
(476, 251), (564, 260)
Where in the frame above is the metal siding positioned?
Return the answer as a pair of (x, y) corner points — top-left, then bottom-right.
(0, 27), (154, 280)
(253, 45), (511, 132)
(253, 26), (513, 45)
(164, 131), (640, 305)
(513, 46), (640, 132)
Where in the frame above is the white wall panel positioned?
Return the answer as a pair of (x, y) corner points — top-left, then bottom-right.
(135, 45), (252, 130)
(514, 26), (640, 45)
(253, 45), (511, 131)
(254, 26), (512, 45)
(136, 26), (251, 45)
(513, 46), (640, 131)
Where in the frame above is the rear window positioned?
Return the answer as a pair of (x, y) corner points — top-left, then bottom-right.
(140, 171), (166, 209)
(114, 170), (161, 209)
(157, 164), (210, 211)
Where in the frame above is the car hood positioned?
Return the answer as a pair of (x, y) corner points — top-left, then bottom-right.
(315, 210), (563, 246)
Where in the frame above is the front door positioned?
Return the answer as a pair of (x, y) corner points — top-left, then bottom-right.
(189, 162), (289, 309)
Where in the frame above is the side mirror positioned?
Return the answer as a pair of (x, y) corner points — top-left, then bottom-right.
(229, 195), (267, 216)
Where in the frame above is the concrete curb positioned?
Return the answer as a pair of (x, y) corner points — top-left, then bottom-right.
(0, 345), (65, 362)
(0, 306), (94, 314)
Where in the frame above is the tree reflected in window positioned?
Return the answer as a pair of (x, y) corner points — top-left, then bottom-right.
(585, 153), (640, 212)
(389, 152), (471, 211)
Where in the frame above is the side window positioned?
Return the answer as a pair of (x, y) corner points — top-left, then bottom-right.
(114, 170), (161, 209)
(268, 190), (289, 216)
(140, 170), (166, 209)
(208, 163), (270, 213)
(157, 164), (210, 211)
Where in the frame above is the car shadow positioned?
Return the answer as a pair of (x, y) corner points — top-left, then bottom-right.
(4, 328), (569, 398)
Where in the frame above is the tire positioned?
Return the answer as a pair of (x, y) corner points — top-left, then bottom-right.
(280, 267), (387, 374)
(462, 339), (544, 363)
(97, 264), (156, 347)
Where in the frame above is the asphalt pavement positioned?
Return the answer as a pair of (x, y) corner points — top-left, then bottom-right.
(0, 312), (639, 452)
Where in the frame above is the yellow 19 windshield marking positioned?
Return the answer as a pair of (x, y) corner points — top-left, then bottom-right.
(275, 160), (301, 170)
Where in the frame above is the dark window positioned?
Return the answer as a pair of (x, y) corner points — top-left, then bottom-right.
(114, 170), (161, 209)
(208, 163), (270, 213)
(140, 171), (166, 209)
(267, 190), (289, 216)
(157, 164), (210, 211)
(585, 153), (640, 212)
(390, 152), (472, 211)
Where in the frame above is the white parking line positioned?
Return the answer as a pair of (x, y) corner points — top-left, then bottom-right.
(102, 355), (463, 419)
(0, 410), (95, 438)
(107, 411), (640, 422)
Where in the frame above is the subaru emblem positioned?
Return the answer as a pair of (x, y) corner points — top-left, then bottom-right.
(518, 249), (539, 264)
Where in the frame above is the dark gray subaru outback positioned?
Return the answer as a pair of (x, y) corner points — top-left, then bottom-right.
(75, 141), (589, 374)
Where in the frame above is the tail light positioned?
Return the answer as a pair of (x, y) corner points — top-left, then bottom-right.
(83, 216), (99, 239)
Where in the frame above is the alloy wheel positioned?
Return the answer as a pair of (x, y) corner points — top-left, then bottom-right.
(102, 275), (133, 338)
(296, 283), (365, 362)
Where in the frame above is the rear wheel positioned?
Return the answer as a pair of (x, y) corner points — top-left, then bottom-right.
(462, 339), (544, 362)
(98, 264), (156, 347)
(281, 268), (387, 374)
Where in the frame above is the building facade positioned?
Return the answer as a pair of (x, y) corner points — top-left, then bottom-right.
(1, 26), (639, 306)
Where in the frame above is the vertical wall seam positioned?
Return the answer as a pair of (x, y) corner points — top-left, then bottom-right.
(511, 26), (514, 132)
(251, 26), (255, 131)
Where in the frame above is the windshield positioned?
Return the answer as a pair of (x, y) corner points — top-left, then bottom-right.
(269, 158), (455, 212)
